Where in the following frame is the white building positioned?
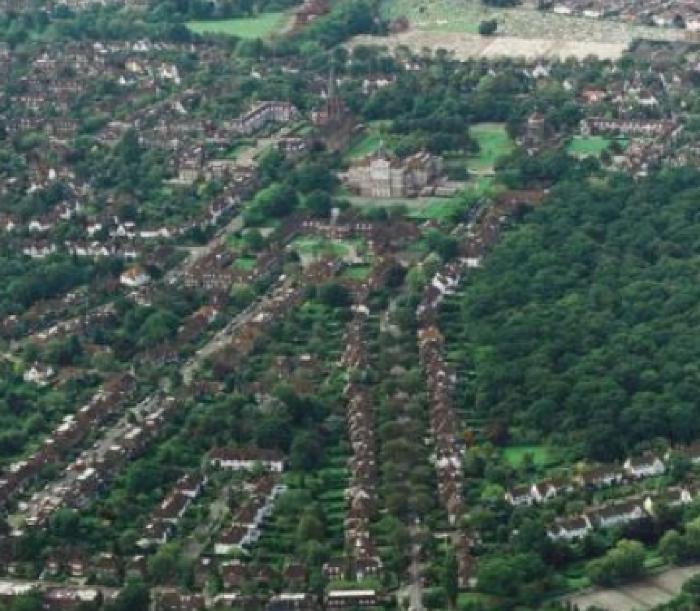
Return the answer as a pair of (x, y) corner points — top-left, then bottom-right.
(120, 265), (151, 287)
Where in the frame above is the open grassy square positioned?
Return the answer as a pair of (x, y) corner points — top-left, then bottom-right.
(502, 444), (552, 468)
(186, 12), (289, 39)
(346, 133), (383, 160)
(568, 135), (628, 158)
(468, 123), (514, 173)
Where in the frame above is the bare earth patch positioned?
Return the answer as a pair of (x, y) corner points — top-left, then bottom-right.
(350, 30), (628, 60)
(565, 564), (700, 611)
(353, 0), (686, 60)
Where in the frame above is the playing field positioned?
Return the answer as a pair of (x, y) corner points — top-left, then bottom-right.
(468, 123), (514, 173)
(187, 12), (289, 39)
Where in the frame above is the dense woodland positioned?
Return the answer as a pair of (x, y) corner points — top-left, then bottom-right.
(449, 168), (700, 460)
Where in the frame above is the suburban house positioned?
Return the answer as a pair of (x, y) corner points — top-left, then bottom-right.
(209, 447), (285, 472)
(325, 590), (377, 609)
(530, 478), (571, 503)
(266, 593), (319, 610)
(504, 484), (533, 506)
(574, 464), (626, 489)
(624, 453), (666, 479)
(547, 515), (593, 541)
(119, 265), (151, 288)
(214, 526), (249, 555)
(587, 499), (647, 529)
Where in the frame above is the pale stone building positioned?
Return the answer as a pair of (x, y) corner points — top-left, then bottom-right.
(344, 150), (445, 198)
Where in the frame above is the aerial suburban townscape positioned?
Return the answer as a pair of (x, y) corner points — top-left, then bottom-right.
(3, 0), (700, 610)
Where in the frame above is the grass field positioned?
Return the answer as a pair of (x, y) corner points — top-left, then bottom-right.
(289, 236), (362, 260)
(567, 135), (610, 157)
(346, 133), (383, 159)
(348, 196), (462, 221)
(468, 123), (514, 173)
(345, 121), (392, 160)
(502, 445), (551, 468)
(568, 135), (628, 158)
(354, 0), (683, 61)
(233, 256), (257, 271)
(341, 265), (372, 281)
(379, 0), (683, 42)
(186, 12), (289, 39)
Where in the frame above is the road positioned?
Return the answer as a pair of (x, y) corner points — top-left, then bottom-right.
(181, 484), (230, 560)
(19, 394), (167, 526)
(398, 524), (425, 611)
(180, 274), (292, 385)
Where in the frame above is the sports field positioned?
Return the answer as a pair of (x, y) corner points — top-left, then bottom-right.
(187, 12), (289, 39)
(468, 123), (514, 173)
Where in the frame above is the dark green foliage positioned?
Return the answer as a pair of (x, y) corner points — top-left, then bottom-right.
(448, 169), (700, 459)
(478, 19), (497, 35)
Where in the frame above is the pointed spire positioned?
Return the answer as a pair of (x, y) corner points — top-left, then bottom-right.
(328, 66), (335, 99)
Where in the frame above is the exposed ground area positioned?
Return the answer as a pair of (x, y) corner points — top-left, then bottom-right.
(350, 0), (685, 60)
(565, 558), (700, 609)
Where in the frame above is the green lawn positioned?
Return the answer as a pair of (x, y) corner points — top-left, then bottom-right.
(567, 135), (630, 158)
(186, 12), (289, 39)
(345, 121), (392, 160)
(468, 123), (514, 173)
(502, 445), (552, 468)
(567, 135), (610, 157)
(233, 256), (257, 271)
(348, 196), (462, 221)
(341, 265), (372, 281)
(346, 133), (382, 160)
(290, 236), (352, 257)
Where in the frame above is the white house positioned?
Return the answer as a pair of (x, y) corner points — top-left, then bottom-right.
(575, 465), (625, 489)
(587, 499), (647, 529)
(23, 363), (56, 386)
(547, 515), (592, 541)
(505, 484), (533, 506)
(214, 526), (249, 555)
(120, 265), (151, 288)
(530, 479), (570, 503)
(209, 447), (285, 472)
(624, 454), (665, 479)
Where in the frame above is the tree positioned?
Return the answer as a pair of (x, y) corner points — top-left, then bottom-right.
(49, 509), (81, 540)
(443, 546), (459, 608)
(306, 190), (333, 218)
(476, 553), (545, 597)
(251, 183), (299, 219)
(478, 19), (498, 36)
(6, 594), (43, 611)
(682, 573), (700, 602)
(586, 539), (645, 586)
(104, 580), (149, 611)
(290, 431), (323, 471)
(297, 510), (325, 543)
(318, 283), (351, 309)
(148, 543), (185, 584)
(660, 530), (684, 564)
